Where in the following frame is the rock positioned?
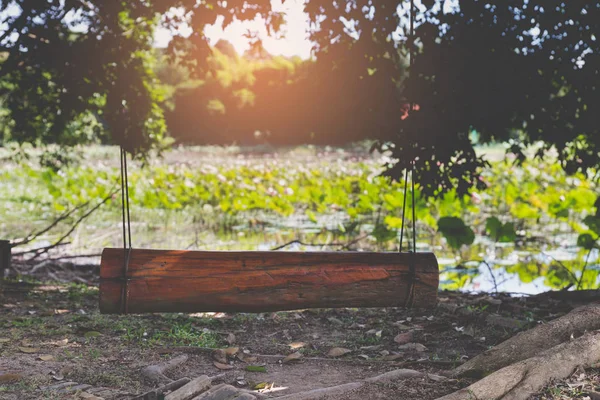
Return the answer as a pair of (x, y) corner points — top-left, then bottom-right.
(397, 343), (428, 352)
(194, 384), (254, 400)
(394, 331), (413, 345)
(213, 349), (228, 364)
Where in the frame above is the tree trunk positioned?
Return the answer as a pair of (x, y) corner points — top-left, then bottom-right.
(99, 248), (439, 314)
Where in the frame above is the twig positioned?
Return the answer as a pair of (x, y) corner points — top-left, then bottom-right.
(40, 253), (103, 261)
(271, 240), (347, 251)
(576, 247), (595, 290)
(341, 234), (370, 250)
(540, 251), (579, 285)
(13, 189), (118, 260)
(271, 234), (369, 251)
(10, 200), (91, 247)
(271, 234), (370, 252)
(12, 242), (71, 256)
(481, 260), (498, 294)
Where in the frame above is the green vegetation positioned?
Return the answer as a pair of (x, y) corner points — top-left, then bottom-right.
(1, 1), (599, 198)
(2, 145), (598, 293)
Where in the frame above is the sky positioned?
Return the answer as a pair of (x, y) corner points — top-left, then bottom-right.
(154, 0), (458, 59)
(154, 0), (314, 59)
(0, 0), (458, 60)
(0, 0), (313, 59)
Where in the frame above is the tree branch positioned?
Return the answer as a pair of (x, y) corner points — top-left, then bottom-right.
(12, 188), (118, 259)
(271, 234), (369, 251)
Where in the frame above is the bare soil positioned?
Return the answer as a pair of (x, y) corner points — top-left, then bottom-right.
(1, 262), (598, 399)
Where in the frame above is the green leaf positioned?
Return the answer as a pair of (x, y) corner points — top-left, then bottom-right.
(245, 365), (267, 372)
(583, 216), (600, 236)
(306, 210), (317, 223)
(485, 217), (516, 243)
(497, 222), (517, 243)
(437, 216), (475, 250)
(384, 215), (404, 229)
(485, 217), (502, 239)
(577, 233), (597, 250)
(383, 193), (403, 209)
(372, 223), (397, 243)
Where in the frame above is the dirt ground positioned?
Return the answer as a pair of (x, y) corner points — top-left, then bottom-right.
(1, 263), (599, 400)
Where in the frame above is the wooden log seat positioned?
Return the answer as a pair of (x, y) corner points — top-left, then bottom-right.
(99, 248), (439, 314)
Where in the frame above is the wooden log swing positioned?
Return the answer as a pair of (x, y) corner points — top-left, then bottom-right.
(100, 248), (439, 313)
(101, 15), (440, 314)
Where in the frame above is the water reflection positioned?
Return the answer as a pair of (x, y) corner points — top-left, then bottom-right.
(54, 208), (600, 295)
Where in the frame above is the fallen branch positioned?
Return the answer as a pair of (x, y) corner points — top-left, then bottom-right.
(451, 303), (600, 378)
(41, 253), (103, 261)
(271, 234), (369, 251)
(13, 189), (118, 260)
(436, 330), (600, 400)
(12, 242), (71, 257)
(10, 198), (93, 248)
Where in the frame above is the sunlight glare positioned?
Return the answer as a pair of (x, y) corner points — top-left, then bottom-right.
(154, 0), (312, 59)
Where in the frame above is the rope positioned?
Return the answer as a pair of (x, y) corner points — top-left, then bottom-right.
(119, 146), (133, 314)
(402, 0), (418, 308)
(400, 0), (418, 253)
(399, 166), (410, 251)
(411, 163), (416, 254)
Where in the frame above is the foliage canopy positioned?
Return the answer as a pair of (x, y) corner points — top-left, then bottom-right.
(0, 0), (598, 195)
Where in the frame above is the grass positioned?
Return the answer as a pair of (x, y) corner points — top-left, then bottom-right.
(67, 283), (99, 302)
(352, 333), (382, 346)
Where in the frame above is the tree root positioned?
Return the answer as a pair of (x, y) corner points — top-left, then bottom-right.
(274, 369), (445, 399)
(452, 303), (600, 378)
(141, 355), (189, 384)
(436, 330), (600, 400)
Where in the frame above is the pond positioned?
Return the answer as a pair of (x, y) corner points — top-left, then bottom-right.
(2, 145), (599, 293)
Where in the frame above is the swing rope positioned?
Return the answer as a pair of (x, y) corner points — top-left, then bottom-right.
(401, 0), (418, 307)
(120, 146), (133, 314)
(117, 0), (422, 311)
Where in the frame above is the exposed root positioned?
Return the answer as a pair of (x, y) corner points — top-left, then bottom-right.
(274, 368), (445, 399)
(452, 303), (600, 378)
(436, 330), (600, 400)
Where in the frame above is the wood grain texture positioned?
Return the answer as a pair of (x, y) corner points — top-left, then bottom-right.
(99, 248), (439, 314)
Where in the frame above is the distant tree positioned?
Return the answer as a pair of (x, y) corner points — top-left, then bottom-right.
(214, 39), (238, 60)
(0, 0), (275, 153)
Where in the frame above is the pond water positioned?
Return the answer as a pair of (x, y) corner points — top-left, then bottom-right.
(33, 206), (598, 295)
(4, 145), (599, 294)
